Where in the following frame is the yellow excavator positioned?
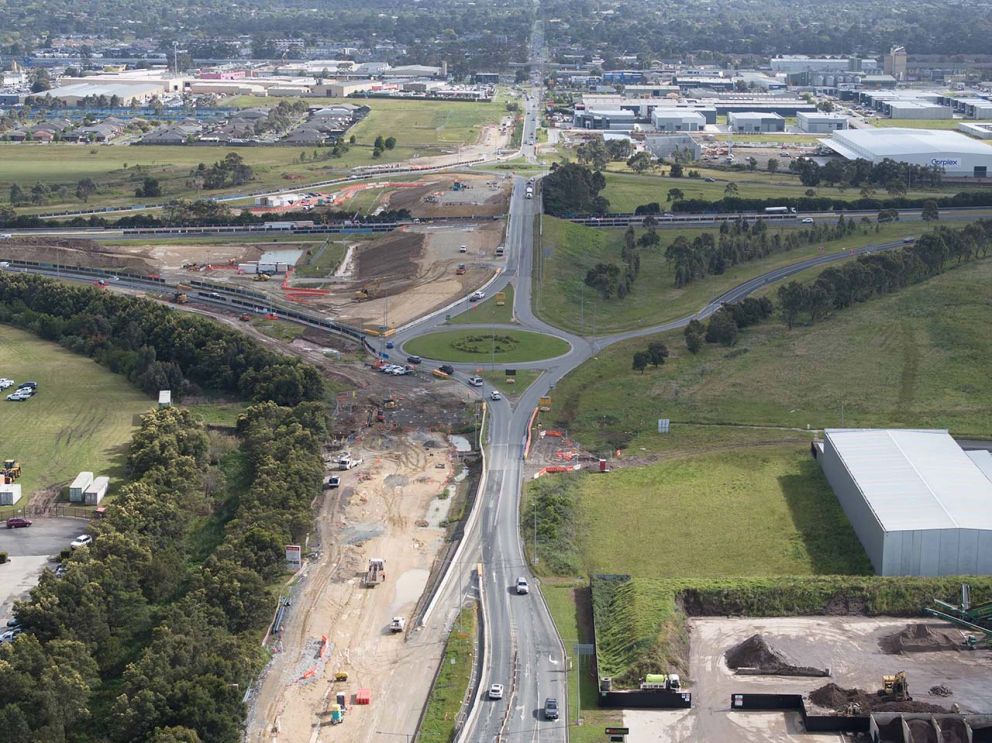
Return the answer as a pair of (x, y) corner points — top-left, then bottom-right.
(353, 278), (381, 301)
(878, 672), (911, 702)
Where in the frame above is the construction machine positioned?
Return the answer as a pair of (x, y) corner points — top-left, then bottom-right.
(252, 273), (271, 281)
(363, 558), (385, 587)
(2, 459), (21, 480)
(353, 279), (381, 301)
(878, 672), (911, 702)
(924, 583), (992, 647)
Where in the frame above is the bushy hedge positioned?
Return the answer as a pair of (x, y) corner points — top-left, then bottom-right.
(662, 189), (992, 216)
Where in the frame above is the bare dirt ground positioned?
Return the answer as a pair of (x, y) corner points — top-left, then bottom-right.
(625, 617), (992, 743)
(383, 173), (512, 218)
(245, 432), (460, 743)
(0, 237), (155, 273)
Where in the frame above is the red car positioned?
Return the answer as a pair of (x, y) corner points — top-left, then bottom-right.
(5, 518), (31, 529)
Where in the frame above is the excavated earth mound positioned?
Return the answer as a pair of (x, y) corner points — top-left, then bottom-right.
(879, 623), (963, 654)
(724, 634), (829, 677)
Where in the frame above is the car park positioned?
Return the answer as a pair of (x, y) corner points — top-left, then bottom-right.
(5, 518), (32, 529)
(468, 376), (484, 387)
(70, 535), (93, 550)
(544, 697), (559, 720)
(515, 577), (529, 594)
(488, 683), (504, 700)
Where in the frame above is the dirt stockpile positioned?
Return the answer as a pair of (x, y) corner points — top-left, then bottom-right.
(355, 231), (424, 285)
(0, 237), (153, 272)
(724, 634), (829, 677)
(879, 624), (963, 654)
(809, 683), (949, 715)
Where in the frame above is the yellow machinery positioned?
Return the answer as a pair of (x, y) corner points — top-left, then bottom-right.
(252, 273), (271, 281)
(2, 459), (21, 480)
(353, 279), (381, 301)
(383, 398), (397, 410)
(879, 672), (910, 702)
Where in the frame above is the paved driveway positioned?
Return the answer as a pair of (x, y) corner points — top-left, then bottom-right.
(0, 518), (88, 621)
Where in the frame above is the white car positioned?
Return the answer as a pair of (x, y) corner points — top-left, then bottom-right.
(0, 379), (14, 390)
(490, 390), (502, 401)
(488, 683), (504, 700)
(800, 217), (815, 224)
(70, 535), (93, 550)
(515, 577), (529, 595)
(468, 376), (484, 387)
(6, 393), (26, 402)
(469, 291), (485, 302)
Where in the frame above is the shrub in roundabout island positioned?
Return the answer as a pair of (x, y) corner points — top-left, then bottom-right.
(451, 334), (520, 354)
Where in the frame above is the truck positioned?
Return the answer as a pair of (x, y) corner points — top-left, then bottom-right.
(640, 673), (682, 691)
(338, 456), (363, 471)
(363, 558), (386, 587)
(764, 206), (795, 214)
(389, 616), (406, 633)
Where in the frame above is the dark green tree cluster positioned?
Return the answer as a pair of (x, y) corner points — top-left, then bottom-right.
(790, 157), (943, 191)
(664, 216), (859, 288)
(631, 341), (668, 373)
(584, 226), (641, 298)
(0, 272), (324, 404)
(576, 138), (632, 170)
(199, 153), (254, 190)
(778, 220), (992, 328)
(542, 163), (610, 217)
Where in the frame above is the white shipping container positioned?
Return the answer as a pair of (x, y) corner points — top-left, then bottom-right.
(83, 476), (109, 506)
(0, 483), (21, 506)
(69, 471), (94, 503)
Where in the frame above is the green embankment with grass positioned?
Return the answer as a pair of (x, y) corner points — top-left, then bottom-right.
(293, 239), (349, 278)
(0, 324), (151, 503)
(551, 255), (992, 451)
(419, 603), (478, 743)
(535, 216), (936, 334)
(249, 317), (306, 343)
(450, 285), (514, 324)
(405, 328), (569, 363)
(481, 368), (540, 397)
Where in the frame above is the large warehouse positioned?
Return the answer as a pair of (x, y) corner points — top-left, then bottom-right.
(824, 128), (992, 178)
(818, 429), (992, 577)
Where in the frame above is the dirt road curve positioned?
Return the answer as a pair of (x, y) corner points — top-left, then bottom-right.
(245, 433), (462, 743)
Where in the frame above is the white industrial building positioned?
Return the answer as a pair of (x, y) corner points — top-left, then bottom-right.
(770, 55), (878, 74)
(818, 429), (992, 577)
(885, 100), (953, 120)
(573, 109), (637, 130)
(825, 128), (992, 178)
(727, 111), (784, 133)
(651, 109), (705, 132)
(797, 112), (849, 133)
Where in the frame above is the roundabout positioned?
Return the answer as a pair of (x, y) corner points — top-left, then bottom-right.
(403, 327), (571, 364)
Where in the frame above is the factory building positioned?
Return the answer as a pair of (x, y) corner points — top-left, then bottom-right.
(643, 134), (701, 161)
(770, 55), (878, 75)
(824, 128), (992, 178)
(884, 100), (953, 120)
(573, 109), (637, 130)
(727, 111), (784, 133)
(818, 429), (992, 577)
(33, 82), (164, 105)
(797, 112), (849, 133)
(959, 123), (992, 140)
(651, 109), (705, 132)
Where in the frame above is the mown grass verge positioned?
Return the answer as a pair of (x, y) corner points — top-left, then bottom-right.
(419, 602), (478, 743)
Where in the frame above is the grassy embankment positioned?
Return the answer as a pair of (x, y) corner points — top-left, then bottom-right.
(534, 215), (945, 334)
(0, 324), (151, 507)
(450, 285), (514, 324)
(405, 328), (569, 364)
(419, 603), (478, 743)
(0, 97), (505, 213)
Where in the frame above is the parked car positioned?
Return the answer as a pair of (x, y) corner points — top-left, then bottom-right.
(490, 390), (502, 401)
(6, 393), (27, 402)
(5, 518), (32, 529)
(439, 365), (455, 376)
(406, 355), (422, 365)
(325, 476), (340, 489)
(488, 684), (504, 700)
(0, 378), (14, 390)
(20, 381), (37, 389)
(544, 697), (559, 720)
(468, 376), (484, 387)
(515, 577), (529, 595)
(5, 618), (20, 628)
(70, 535), (93, 550)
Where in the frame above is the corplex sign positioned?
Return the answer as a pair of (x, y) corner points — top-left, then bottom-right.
(931, 158), (961, 168)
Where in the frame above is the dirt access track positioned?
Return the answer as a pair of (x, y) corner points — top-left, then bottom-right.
(625, 617), (992, 742)
(245, 432), (463, 743)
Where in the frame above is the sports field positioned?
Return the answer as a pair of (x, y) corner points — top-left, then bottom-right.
(0, 324), (152, 502)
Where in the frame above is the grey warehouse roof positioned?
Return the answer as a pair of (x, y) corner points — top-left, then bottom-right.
(825, 429), (992, 532)
(826, 128), (992, 160)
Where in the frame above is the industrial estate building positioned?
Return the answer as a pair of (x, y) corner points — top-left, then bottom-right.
(651, 109), (705, 132)
(825, 128), (992, 177)
(727, 111), (784, 133)
(797, 111), (849, 133)
(819, 429), (992, 577)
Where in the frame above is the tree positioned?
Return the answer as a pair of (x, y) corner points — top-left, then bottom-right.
(646, 342), (669, 367)
(724, 182), (739, 197)
(704, 309), (738, 346)
(9, 183), (26, 206)
(669, 162), (684, 178)
(29, 69), (51, 93)
(766, 158), (779, 174)
(685, 331), (703, 354)
(626, 151), (653, 173)
(817, 100), (835, 112)
(631, 351), (649, 373)
(75, 178), (97, 202)
(383, 136), (396, 150)
(922, 199), (939, 223)
(778, 281), (809, 329)
(667, 187), (684, 203)
(135, 177), (161, 198)
(373, 135), (385, 150)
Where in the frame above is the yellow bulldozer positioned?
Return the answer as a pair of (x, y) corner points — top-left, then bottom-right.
(879, 672), (911, 702)
(353, 279), (381, 302)
(252, 273), (271, 282)
(2, 459), (21, 481)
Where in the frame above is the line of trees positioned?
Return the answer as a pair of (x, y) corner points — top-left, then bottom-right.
(664, 215), (860, 288)
(777, 220), (992, 328)
(789, 157), (942, 190)
(0, 273), (324, 405)
(199, 152), (255, 190)
(1, 398), (326, 741)
(585, 225), (643, 299)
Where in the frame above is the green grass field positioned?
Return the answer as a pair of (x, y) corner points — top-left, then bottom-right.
(250, 318), (305, 343)
(0, 97), (504, 212)
(600, 168), (972, 213)
(449, 286), (514, 324)
(0, 324), (152, 502)
(405, 328), (570, 363)
(534, 216), (936, 334)
(293, 239), (349, 278)
(419, 603), (478, 743)
(549, 255), (992, 453)
(481, 368), (540, 397)
(575, 449), (871, 578)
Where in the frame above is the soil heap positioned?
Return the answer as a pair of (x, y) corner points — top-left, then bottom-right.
(724, 634), (829, 677)
(808, 682), (949, 715)
(879, 623), (963, 654)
